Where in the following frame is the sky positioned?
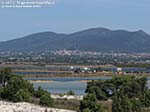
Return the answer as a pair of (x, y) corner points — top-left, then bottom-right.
(0, 0), (150, 41)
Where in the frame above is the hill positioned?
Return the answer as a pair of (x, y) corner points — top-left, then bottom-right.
(0, 27), (150, 53)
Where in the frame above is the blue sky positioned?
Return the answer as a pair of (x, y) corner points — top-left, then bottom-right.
(0, 0), (150, 41)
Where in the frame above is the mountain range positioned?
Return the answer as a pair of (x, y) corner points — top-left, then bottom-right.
(0, 27), (150, 53)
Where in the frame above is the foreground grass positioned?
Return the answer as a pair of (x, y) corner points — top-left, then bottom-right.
(53, 99), (80, 111)
(31, 97), (80, 111)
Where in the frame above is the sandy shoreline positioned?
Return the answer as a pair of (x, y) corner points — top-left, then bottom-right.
(30, 80), (93, 83)
(26, 76), (111, 83)
(29, 80), (54, 83)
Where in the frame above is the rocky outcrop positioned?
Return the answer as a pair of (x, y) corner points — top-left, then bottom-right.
(0, 101), (76, 112)
(51, 95), (83, 100)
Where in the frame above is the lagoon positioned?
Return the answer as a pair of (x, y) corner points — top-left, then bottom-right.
(25, 77), (111, 95)
(25, 77), (150, 95)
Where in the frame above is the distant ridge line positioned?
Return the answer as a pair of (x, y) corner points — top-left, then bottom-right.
(0, 27), (150, 53)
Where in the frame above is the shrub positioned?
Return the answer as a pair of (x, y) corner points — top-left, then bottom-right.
(13, 89), (31, 102)
(85, 76), (149, 112)
(80, 94), (103, 112)
(1, 75), (34, 102)
(83, 108), (91, 112)
(67, 90), (75, 95)
(0, 87), (3, 99)
(34, 86), (46, 98)
(40, 91), (54, 107)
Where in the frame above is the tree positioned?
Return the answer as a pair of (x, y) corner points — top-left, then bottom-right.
(85, 76), (148, 112)
(80, 94), (103, 112)
(141, 90), (150, 107)
(111, 76), (147, 112)
(0, 67), (54, 107)
(1, 75), (34, 102)
(112, 94), (132, 112)
(86, 76), (147, 100)
(131, 98), (142, 112)
(112, 92), (142, 112)
(0, 67), (13, 87)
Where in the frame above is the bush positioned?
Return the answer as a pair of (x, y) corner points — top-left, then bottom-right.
(0, 67), (13, 87)
(111, 76), (147, 112)
(0, 68), (34, 102)
(112, 94), (132, 112)
(1, 75), (34, 102)
(40, 91), (54, 107)
(83, 108), (91, 112)
(80, 94), (103, 112)
(0, 87), (3, 99)
(34, 86), (46, 98)
(0, 68), (54, 108)
(67, 90), (75, 95)
(86, 76), (147, 100)
(85, 76), (149, 112)
(141, 90), (150, 107)
(13, 89), (31, 102)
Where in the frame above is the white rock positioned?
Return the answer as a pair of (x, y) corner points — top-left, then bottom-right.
(0, 101), (76, 112)
(51, 95), (83, 100)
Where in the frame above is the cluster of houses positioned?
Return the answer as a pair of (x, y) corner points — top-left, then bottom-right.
(70, 66), (101, 74)
(70, 66), (150, 75)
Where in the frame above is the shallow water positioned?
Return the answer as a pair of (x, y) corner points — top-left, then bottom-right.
(27, 77), (150, 95)
(28, 77), (111, 95)
(33, 81), (87, 95)
(25, 77), (111, 81)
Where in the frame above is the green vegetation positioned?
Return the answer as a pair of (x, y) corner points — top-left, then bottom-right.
(0, 68), (54, 106)
(66, 90), (75, 95)
(53, 99), (80, 111)
(13, 89), (32, 102)
(34, 86), (47, 98)
(2, 67), (150, 112)
(1, 75), (34, 102)
(57, 90), (75, 97)
(85, 76), (150, 112)
(34, 86), (54, 106)
(40, 91), (54, 107)
(80, 93), (103, 112)
(0, 68), (79, 111)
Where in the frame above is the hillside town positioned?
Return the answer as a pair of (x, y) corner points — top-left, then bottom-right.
(1, 50), (150, 65)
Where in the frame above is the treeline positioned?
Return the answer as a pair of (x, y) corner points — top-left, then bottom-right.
(1, 68), (150, 112)
(80, 76), (150, 112)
